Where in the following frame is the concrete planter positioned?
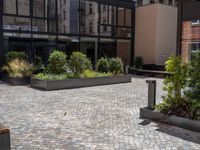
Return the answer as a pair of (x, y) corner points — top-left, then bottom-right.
(140, 107), (200, 132)
(31, 74), (132, 91)
(2, 75), (30, 85)
(0, 125), (11, 150)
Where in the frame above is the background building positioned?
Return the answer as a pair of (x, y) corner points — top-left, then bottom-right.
(178, 0), (200, 62)
(0, 0), (135, 66)
(135, 3), (178, 66)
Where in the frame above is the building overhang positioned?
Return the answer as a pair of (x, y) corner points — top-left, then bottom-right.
(87, 0), (135, 9)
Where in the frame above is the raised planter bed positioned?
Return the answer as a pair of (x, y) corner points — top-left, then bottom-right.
(0, 125), (11, 150)
(140, 107), (200, 132)
(2, 75), (30, 85)
(31, 74), (132, 91)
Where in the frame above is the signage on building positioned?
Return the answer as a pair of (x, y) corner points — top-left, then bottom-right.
(3, 25), (38, 32)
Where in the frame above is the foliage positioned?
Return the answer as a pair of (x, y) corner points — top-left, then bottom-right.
(97, 57), (110, 73)
(83, 70), (112, 78)
(47, 50), (67, 74)
(185, 51), (200, 120)
(156, 56), (188, 114)
(68, 51), (92, 74)
(34, 73), (69, 81)
(134, 57), (143, 69)
(33, 56), (45, 70)
(6, 51), (27, 62)
(109, 57), (124, 75)
(1, 58), (34, 77)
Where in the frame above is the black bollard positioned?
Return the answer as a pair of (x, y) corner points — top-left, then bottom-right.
(146, 80), (156, 110)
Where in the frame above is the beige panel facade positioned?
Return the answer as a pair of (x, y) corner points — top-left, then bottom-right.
(135, 4), (177, 65)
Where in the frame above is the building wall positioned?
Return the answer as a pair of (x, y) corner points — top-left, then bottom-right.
(135, 4), (177, 65)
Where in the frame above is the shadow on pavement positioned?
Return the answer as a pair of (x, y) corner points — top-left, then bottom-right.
(140, 119), (200, 145)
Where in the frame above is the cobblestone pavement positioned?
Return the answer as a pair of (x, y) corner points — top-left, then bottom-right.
(0, 77), (200, 150)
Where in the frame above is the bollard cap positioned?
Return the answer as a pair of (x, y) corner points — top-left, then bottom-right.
(146, 80), (156, 84)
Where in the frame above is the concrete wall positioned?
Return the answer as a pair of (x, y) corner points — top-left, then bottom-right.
(135, 4), (177, 65)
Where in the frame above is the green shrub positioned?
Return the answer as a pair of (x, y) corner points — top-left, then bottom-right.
(68, 51), (92, 74)
(83, 69), (112, 78)
(2, 58), (34, 77)
(134, 57), (143, 69)
(34, 73), (69, 80)
(97, 57), (110, 73)
(6, 51), (27, 62)
(33, 56), (45, 70)
(109, 57), (124, 75)
(185, 51), (200, 120)
(156, 56), (188, 114)
(47, 50), (67, 74)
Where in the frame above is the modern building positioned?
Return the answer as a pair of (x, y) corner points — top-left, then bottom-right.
(1, 0), (199, 68)
(0, 0), (135, 66)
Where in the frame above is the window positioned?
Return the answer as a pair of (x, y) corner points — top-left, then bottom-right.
(89, 22), (93, 33)
(18, 0), (30, 16)
(192, 20), (200, 25)
(190, 42), (200, 60)
(89, 3), (93, 14)
(103, 19), (107, 32)
(3, 0), (16, 14)
(63, 10), (66, 20)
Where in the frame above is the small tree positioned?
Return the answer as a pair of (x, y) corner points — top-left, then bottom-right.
(48, 50), (67, 74)
(68, 52), (92, 74)
(156, 56), (188, 113)
(185, 51), (200, 120)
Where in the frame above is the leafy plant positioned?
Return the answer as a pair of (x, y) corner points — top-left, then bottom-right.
(34, 73), (69, 81)
(47, 50), (67, 74)
(134, 57), (143, 69)
(109, 57), (124, 75)
(83, 69), (112, 78)
(33, 56), (45, 71)
(97, 57), (110, 73)
(68, 51), (92, 74)
(2, 58), (34, 77)
(185, 51), (200, 120)
(6, 51), (27, 62)
(156, 56), (188, 114)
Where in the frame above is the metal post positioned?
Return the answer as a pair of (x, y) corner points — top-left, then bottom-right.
(146, 80), (156, 110)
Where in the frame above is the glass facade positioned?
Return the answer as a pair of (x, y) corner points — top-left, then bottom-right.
(0, 0), (135, 65)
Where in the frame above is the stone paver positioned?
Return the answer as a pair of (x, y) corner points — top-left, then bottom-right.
(0, 77), (200, 150)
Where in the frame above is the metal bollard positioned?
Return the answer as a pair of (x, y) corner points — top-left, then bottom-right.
(146, 80), (156, 110)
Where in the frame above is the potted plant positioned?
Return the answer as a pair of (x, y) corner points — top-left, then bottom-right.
(31, 51), (131, 90)
(1, 58), (34, 85)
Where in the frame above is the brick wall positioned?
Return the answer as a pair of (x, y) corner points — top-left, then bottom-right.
(181, 21), (200, 62)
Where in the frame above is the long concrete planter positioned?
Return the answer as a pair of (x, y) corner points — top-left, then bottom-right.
(140, 107), (200, 132)
(2, 75), (30, 85)
(0, 125), (11, 150)
(31, 74), (132, 91)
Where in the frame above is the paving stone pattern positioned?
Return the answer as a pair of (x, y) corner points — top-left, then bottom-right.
(0, 77), (200, 150)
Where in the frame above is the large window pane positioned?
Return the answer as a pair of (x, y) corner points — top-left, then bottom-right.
(18, 0), (30, 16)
(3, 0), (16, 14)
(3, 16), (31, 32)
(32, 19), (47, 32)
(33, 0), (45, 17)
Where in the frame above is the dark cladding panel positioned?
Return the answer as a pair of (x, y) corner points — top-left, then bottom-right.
(182, 0), (200, 20)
